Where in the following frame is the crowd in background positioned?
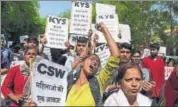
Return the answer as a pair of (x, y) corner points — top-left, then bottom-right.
(1, 22), (178, 106)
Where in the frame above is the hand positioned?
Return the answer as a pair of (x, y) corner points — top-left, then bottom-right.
(96, 22), (109, 33)
(142, 81), (155, 93)
(65, 41), (71, 48)
(91, 34), (98, 49)
(9, 94), (23, 104)
(79, 46), (90, 61)
(106, 84), (120, 92)
(88, 29), (93, 38)
(24, 99), (37, 107)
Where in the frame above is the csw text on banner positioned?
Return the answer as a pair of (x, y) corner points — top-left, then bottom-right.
(31, 57), (68, 106)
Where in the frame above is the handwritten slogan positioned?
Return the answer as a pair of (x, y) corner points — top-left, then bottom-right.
(70, 1), (92, 35)
(95, 44), (111, 68)
(96, 3), (119, 43)
(31, 57), (68, 106)
(45, 16), (68, 49)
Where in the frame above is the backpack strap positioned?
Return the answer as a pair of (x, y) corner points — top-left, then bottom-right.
(89, 77), (103, 106)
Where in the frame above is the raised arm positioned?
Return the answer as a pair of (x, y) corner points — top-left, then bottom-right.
(96, 22), (120, 95)
(97, 22), (120, 58)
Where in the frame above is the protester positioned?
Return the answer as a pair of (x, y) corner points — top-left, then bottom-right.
(1, 37), (13, 101)
(103, 42), (132, 102)
(65, 30), (94, 73)
(1, 47), (38, 106)
(131, 51), (155, 96)
(167, 58), (176, 67)
(104, 63), (154, 106)
(142, 43), (165, 103)
(65, 22), (120, 106)
(159, 65), (178, 106)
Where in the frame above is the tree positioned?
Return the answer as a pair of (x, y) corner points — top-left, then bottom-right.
(1, 1), (46, 41)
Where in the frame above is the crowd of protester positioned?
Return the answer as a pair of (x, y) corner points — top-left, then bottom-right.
(1, 22), (178, 106)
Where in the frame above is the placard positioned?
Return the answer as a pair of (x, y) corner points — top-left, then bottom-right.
(95, 44), (110, 68)
(158, 46), (166, 57)
(45, 16), (68, 49)
(31, 57), (68, 106)
(164, 66), (174, 80)
(20, 35), (28, 43)
(96, 3), (116, 14)
(118, 24), (131, 44)
(70, 1), (92, 35)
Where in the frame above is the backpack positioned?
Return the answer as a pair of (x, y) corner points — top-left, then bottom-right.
(67, 71), (103, 106)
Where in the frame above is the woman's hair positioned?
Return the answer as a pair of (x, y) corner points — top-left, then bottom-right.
(27, 37), (39, 46)
(116, 62), (143, 83)
(24, 47), (39, 55)
(167, 58), (175, 66)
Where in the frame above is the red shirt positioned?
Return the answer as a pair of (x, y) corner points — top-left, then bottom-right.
(1, 65), (29, 106)
(142, 56), (165, 98)
(164, 70), (178, 106)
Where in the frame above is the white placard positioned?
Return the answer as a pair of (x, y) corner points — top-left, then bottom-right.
(69, 34), (88, 46)
(45, 16), (68, 49)
(118, 24), (131, 44)
(158, 46), (166, 57)
(7, 41), (13, 48)
(96, 3), (116, 14)
(95, 44), (110, 68)
(141, 48), (150, 59)
(70, 1), (92, 35)
(96, 14), (119, 43)
(20, 35), (28, 43)
(164, 66), (174, 80)
(32, 57), (68, 106)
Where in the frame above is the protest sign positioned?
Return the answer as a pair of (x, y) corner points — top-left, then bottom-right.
(158, 46), (166, 57)
(118, 24), (131, 44)
(95, 44), (110, 68)
(96, 14), (119, 43)
(45, 16), (68, 49)
(69, 34), (89, 46)
(31, 57), (68, 106)
(7, 41), (13, 48)
(70, 1), (92, 35)
(164, 66), (174, 80)
(96, 3), (116, 14)
(141, 48), (150, 59)
(20, 35), (28, 43)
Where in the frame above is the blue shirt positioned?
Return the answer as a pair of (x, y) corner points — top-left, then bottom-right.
(1, 47), (12, 68)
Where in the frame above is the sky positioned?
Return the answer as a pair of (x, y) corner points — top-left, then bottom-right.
(39, 1), (71, 18)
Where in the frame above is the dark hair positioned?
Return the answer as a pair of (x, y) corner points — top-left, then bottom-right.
(150, 43), (160, 50)
(27, 37), (39, 46)
(167, 58), (175, 66)
(77, 37), (88, 44)
(118, 42), (132, 51)
(132, 50), (141, 56)
(24, 47), (39, 55)
(24, 38), (28, 42)
(116, 62), (143, 83)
